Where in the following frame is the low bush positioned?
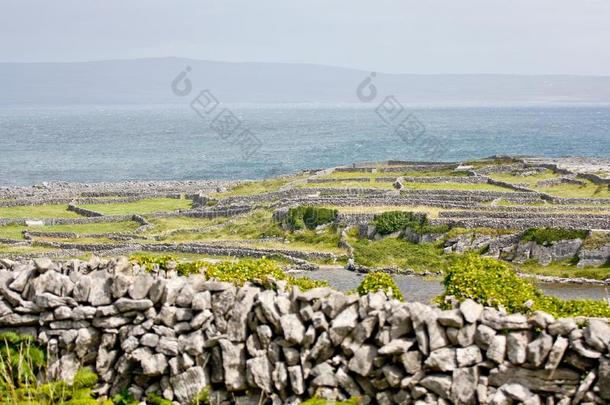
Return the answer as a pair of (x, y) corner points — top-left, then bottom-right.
(373, 211), (450, 236)
(522, 228), (588, 245)
(352, 238), (453, 273)
(373, 211), (424, 235)
(0, 332), (101, 404)
(285, 206), (338, 230)
(356, 272), (404, 301)
(129, 253), (176, 272)
(203, 258), (329, 291)
(437, 254), (610, 318)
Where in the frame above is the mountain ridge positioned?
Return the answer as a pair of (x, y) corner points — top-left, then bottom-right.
(1, 57), (609, 105)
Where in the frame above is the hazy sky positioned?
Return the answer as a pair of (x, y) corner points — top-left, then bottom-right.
(2, 0), (610, 75)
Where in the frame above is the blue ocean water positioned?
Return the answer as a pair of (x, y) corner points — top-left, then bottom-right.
(0, 104), (609, 186)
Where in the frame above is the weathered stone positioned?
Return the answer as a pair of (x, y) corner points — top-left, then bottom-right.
(92, 316), (130, 328)
(280, 314), (305, 345)
(424, 348), (457, 371)
(191, 291), (211, 311)
(528, 311), (555, 329)
(115, 298), (153, 312)
(475, 324), (496, 349)
(527, 332), (553, 367)
(378, 338), (415, 355)
(572, 371), (596, 405)
(111, 273), (131, 298)
(483, 309), (529, 330)
(419, 374), (452, 399)
(140, 333), (160, 347)
(547, 318), (577, 336)
(457, 345), (482, 367)
(329, 304), (358, 345)
(572, 338), (602, 359)
(33, 257), (54, 273)
(507, 331), (530, 365)
(486, 334), (506, 364)
(583, 319), (610, 353)
(227, 286), (259, 342)
(452, 367), (478, 404)
(219, 339), (247, 391)
(157, 305), (177, 327)
(460, 299), (483, 323)
(427, 315), (449, 351)
(488, 364), (580, 393)
(272, 362), (287, 391)
(87, 271), (113, 306)
(457, 323), (477, 347)
(132, 348), (167, 376)
(8, 266), (35, 292)
(501, 383), (534, 402)
(438, 309), (464, 328)
(170, 366), (208, 404)
(178, 330), (204, 356)
(287, 365), (305, 395)
(544, 336), (568, 371)
(597, 357), (610, 400)
(211, 287), (236, 318)
(348, 344), (377, 376)
(176, 284), (195, 308)
(246, 355), (273, 392)
(189, 309), (212, 329)
(258, 290), (281, 329)
(401, 351), (423, 374)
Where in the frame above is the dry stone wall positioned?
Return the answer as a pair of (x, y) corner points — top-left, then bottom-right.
(0, 259), (609, 404)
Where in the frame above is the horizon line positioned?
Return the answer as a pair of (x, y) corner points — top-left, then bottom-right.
(2, 56), (610, 78)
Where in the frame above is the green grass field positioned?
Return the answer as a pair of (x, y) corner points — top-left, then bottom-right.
(79, 197), (193, 215)
(0, 225), (26, 240)
(401, 182), (514, 192)
(352, 238), (454, 273)
(0, 204), (80, 219)
(488, 170), (558, 186)
(533, 181), (610, 198)
(299, 181), (394, 189)
(515, 260), (610, 281)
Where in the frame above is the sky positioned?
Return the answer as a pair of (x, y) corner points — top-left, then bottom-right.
(1, 0), (610, 75)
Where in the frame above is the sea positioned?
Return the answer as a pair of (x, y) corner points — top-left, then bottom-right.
(1, 104), (609, 186)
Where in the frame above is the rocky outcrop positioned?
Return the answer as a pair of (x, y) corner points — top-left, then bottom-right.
(0, 259), (609, 404)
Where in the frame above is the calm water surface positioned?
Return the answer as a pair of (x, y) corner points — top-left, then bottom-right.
(306, 267), (610, 304)
(1, 104), (609, 186)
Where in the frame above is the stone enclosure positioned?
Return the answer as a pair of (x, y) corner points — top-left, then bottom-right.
(1, 258), (609, 404)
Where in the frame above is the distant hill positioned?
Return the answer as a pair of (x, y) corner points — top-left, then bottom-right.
(1, 58), (609, 105)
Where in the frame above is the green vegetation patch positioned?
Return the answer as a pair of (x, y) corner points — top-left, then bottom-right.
(0, 204), (79, 219)
(437, 254), (610, 318)
(164, 210), (283, 242)
(0, 332), (102, 405)
(0, 225), (26, 240)
(79, 198), (192, 216)
(373, 211), (425, 235)
(214, 174), (307, 198)
(488, 169), (558, 186)
(285, 206), (338, 230)
(352, 238), (453, 273)
(356, 272), (403, 300)
(522, 228), (588, 245)
(401, 182), (515, 192)
(516, 260), (610, 281)
(129, 255), (329, 291)
(45, 221), (140, 235)
(533, 180), (610, 199)
(204, 258), (330, 291)
(582, 231), (610, 250)
(373, 211), (449, 235)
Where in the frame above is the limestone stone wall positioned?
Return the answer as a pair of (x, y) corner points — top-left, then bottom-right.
(0, 259), (609, 404)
